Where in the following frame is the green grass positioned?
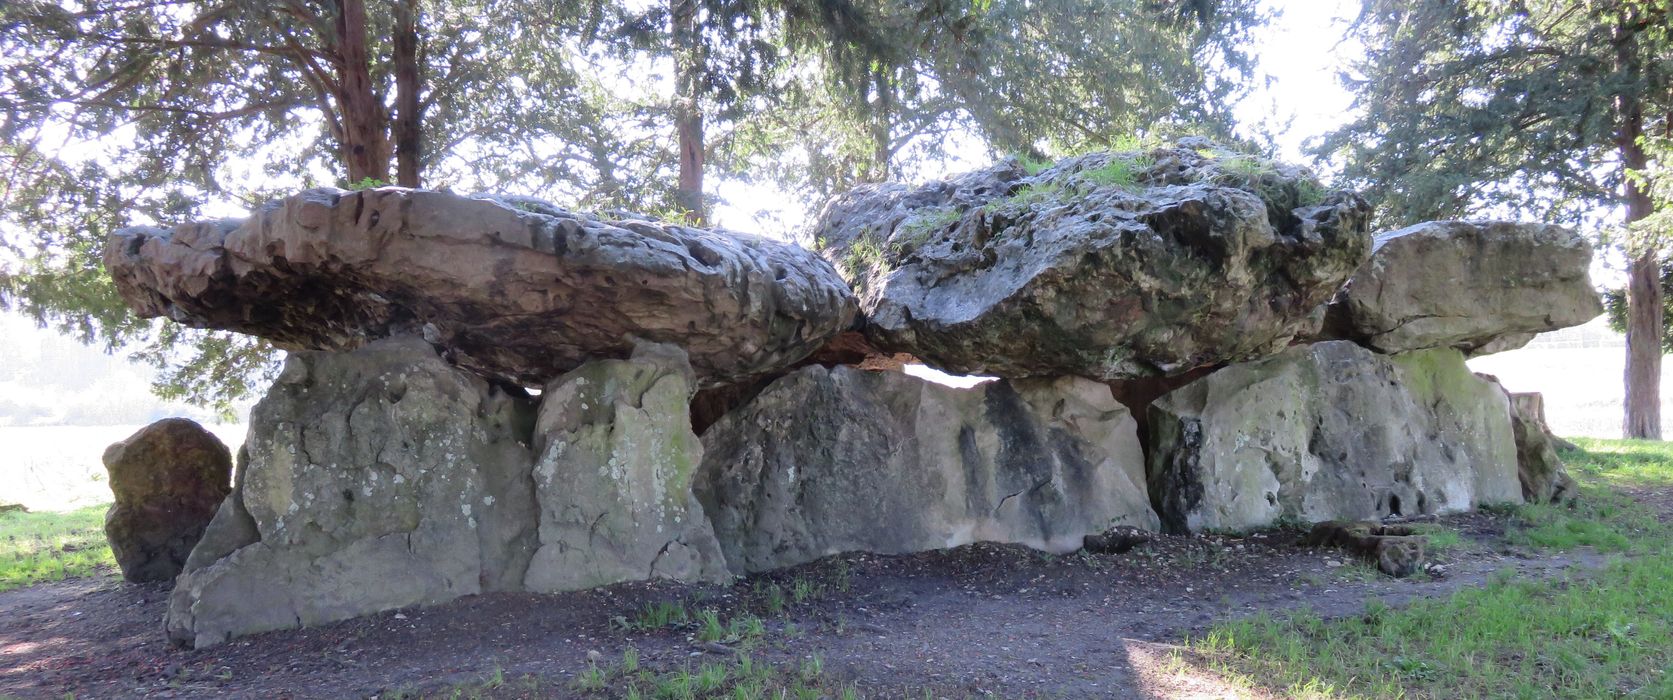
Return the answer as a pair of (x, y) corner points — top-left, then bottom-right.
(836, 232), (890, 292)
(1404, 523), (1464, 553)
(0, 504), (116, 591)
(890, 208), (959, 255)
(1079, 154), (1154, 189)
(574, 650), (858, 700)
(1179, 438), (1673, 699)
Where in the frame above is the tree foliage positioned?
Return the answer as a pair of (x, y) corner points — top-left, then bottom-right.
(1321, 0), (1672, 437)
(1319, 0), (1671, 229)
(2, 0), (1269, 414)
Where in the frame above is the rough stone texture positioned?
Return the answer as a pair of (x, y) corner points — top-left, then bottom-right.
(1148, 341), (1522, 533)
(101, 419), (233, 583)
(1509, 390), (1579, 451)
(696, 366), (1157, 574)
(1301, 521), (1427, 578)
(1322, 220), (1603, 355)
(105, 188), (859, 389)
(1491, 385), (1578, 504)
(807, 144), (1371, 379)
(523, 345), (730, 592)
(166, 337), (539, 648)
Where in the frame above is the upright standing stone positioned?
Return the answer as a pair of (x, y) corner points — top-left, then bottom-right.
(166, 337), (538, 648)
(523, 344), (730, 592)
(1148, 342), (1522, 533)
(102, 419), (233, 582)
(696, 366), (1157, 573)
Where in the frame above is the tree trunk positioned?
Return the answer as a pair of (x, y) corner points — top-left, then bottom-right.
(671, 0), (705, 224)
(392, 0), (424, 188)
(1617, 12), (1661, 439)
(333, 0), (391, 184)
(868, 67), (893, 182)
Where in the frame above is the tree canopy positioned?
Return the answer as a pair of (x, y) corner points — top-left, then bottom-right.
(1, 0), (1268, 414)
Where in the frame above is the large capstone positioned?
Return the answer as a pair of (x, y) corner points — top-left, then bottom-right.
(106, 188), (859, 388)
(806, 144), (1371, 379)
(1321, 220), (1602, 355)
(1147, 341), (1522, 533)
(523, 345), (730, 592)
(166, 337), (540, 648)
(101, 419), (233, 583)
(695, 366), (1157, 574)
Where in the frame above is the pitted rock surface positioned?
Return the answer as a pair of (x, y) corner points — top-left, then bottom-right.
(806, 144), (1371, 379)
(1147, 341), (1523, 533)
(105, 189), (858, 388)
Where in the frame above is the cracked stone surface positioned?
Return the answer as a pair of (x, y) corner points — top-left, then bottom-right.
(523, 344), (730, 592)
(1147, 341), (1523, 533)
(105, 188), (858, 388)
(166, 337), (539, 648)
(695, 366), (1158, 574)
(1320, 220), (1602, 355)
(805, 142), (1371, 379)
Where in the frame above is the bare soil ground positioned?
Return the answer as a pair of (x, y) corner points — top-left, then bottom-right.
(0, 509), (1621, 700)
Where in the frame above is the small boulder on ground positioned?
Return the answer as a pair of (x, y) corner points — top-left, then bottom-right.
(1301, 521), (1428, 578)
(102, 418), (233, 583)
(1321, 220), (1602, 355)
(807, 143), (1371, 380)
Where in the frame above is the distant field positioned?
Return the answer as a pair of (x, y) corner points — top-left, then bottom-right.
(0, 424), (246, 512)
(1469, 346), (1673, 438)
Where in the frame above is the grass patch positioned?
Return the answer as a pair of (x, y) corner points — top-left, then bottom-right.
(1180, 438), (1673, 698)
(574, 650), (858, 700)
(835, 231), (890, 293)
(0, 504), (115, 591)
(1079, 154), (1155, 189)
(982, 181), (1070, 216)
(1015, 153), (1053, 175)
(890, 208), (958, 256)
(1405, 523), (1465, 553)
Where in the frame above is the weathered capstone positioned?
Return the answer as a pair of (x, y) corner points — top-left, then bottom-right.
(1321, 220), (1602, 354)
(105, 188), (859, 388)
(166, 337), (539, 648)
(523, 344), (730, 592)
(695, 366), (1157, 573)
(807, 144), (1371, 379)
(101, 418), (233, 582)
(1148, 341), (1522, 533)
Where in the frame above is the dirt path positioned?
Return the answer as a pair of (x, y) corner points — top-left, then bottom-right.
(0, 512), (1616, 699)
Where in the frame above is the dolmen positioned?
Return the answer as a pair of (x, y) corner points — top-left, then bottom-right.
(104, 141), (1601, 647)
